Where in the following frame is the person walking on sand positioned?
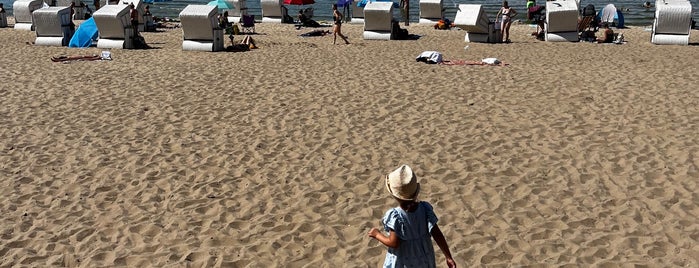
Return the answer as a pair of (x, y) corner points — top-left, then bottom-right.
(332, 4), (349, 45)
(496, 1), (517, 43)
(368, 165), (457, 268)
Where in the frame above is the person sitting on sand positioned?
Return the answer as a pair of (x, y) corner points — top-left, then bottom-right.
(597, 23), (614, 43)
(219, 11), (230, 29)
(225, 35), (257, 52)
(433, 17), (453, 30)
(297, 10), (320, 28)
(240, 35), (257, 49)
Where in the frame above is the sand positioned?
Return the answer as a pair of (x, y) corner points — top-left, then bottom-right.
(1, 17), (698, 267)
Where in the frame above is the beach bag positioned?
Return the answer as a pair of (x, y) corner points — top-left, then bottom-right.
(416, 51), (443, 64)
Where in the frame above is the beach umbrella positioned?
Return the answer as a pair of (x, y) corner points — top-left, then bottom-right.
(283, 0), (314, 5)
(207, 0), (234, 10)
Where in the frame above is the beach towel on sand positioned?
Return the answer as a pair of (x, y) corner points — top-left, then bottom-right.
(416, 52), (507, 66)
(416, 51), (443, 64)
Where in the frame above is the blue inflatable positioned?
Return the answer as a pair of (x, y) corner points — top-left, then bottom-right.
(357, 0), (398, 8)
(68, 17), (98, 48)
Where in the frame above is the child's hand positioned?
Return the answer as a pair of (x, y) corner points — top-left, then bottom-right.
(367, 227), (381, 238)
(446, 257), (457, 268)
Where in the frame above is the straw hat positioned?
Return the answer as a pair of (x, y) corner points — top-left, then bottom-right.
(385, 165), (420, 201)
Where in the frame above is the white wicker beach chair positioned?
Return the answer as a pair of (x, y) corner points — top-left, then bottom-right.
(349, 5), (365, 24)
(106, 0), (146, 32)
(545, 0), (579, 42)
(228, 0), (248, 23)
(179, 5), (224, 52)
(92, 4), (135, 49)
(261, 0), (285, 23)
(363, 2), (393, 40)
(55, 0), (87, 20)
(33, 6), (74, 46)
(453, 4), (499, 43)
(419, 0), (443, 24)
(13, 0), (45, 30)
(651, 0), (692, 45)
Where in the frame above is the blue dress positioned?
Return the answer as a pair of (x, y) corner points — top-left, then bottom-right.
(381, 201), (438, 268)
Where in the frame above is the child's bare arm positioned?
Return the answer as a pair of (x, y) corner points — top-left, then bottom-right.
(431, 225), (456, 268)
(368, 228), (400, 249)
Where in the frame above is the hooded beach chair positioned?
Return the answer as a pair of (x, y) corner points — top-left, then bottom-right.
(240, 14), (256, 34)
(92, 4), (135, 49)
(651, 0), (692, 45)
(453, 4), (500, 43)
(227, 0), (248, 22)
(363, 2), (393, 40)
(55, 0), (87, 20)
(179, 5), (224, 52)
(108, 0), (146, 32)
(261, 0), (285, 23)
(349, 3), (365, 24)
(419, 0), (443, 24)
(32, 6), (74, 46)
(544, 0), (579, 42)
(13, 0), (45, 30)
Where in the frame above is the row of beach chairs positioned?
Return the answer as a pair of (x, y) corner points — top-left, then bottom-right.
(2, 0), (693, 51)
(2, 0), (436, 50)
(454, 0), (693, 45)
(256, 0), (443, 24)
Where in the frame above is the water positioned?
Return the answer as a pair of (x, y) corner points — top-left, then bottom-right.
(1, 0), (698, 26)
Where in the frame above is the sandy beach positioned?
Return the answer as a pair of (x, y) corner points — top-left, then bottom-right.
(1, 17), (698, 267)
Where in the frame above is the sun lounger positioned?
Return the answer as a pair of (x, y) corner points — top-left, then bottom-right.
(13, 0), (45, 30)
(179, 5), (224, 52)
(33, 6), (74, 46)
(419, 0), (443, 24)
(651, 0), (692, 45)
(92, 4), (135, 49)
(545, 0), (579, 42)
(363, 2), (393, 40)
(453, 4), (500, 43)
(261, 0), (284, 23)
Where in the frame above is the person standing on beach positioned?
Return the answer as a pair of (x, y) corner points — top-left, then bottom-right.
(129, 3), (139, 35)
(332, 4), (350, 45)
(400, 0), (409, 26)
(368, 165), (457, 268)
(496, 1), (517, 43)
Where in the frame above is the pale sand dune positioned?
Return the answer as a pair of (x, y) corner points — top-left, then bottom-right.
(0, 20), (698, 267)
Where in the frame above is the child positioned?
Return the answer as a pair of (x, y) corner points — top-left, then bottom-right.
(368, 165), (457, 268)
